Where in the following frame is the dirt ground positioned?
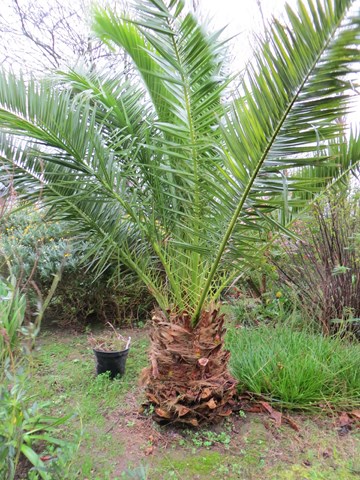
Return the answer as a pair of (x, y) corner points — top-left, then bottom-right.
(101, 395), (360, 479)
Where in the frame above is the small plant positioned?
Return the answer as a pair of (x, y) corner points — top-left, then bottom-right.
(0, 276), (26, 362)
(121, 464), (148, 480)
(0, 277), (78, 480)
(0, 374), (76, 480)
(185, 430), (231, 449)
(88, 323), (131, 352)
(27, 441), (81, 480)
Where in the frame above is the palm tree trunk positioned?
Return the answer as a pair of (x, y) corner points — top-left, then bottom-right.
(142, 305), (236, 426)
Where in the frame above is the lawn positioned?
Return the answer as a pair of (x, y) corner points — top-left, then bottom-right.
(25, 327), (360, 480)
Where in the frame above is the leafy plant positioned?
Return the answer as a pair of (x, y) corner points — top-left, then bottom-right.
(0, 0), (359, 425)
(0, 207), (153, 325)
(0, 278), (79, 479)
(0, 207), (70, 281)
(27, 442), (81, 480)
(0, 371), (75, 480)
(186, 430), (231, 449)
(229, 289), (298, 328)
(228, 323), (360, 410)
(272, 190), (360, 335)
(0, 276), (26, 362)
(121, 464), (149, 480)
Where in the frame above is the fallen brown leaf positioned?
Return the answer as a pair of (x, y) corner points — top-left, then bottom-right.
(259, 401), (282, 428)
(219, 408), (233, 417)
(283, 415), (300, 432)
(271, 409), (282, 428)
(338, 412), (352, 428)
(144, 446), (154, 456)
(350, 410), (360, 420)
(242, 405), (263, 413)
(259, 401), (273, 414)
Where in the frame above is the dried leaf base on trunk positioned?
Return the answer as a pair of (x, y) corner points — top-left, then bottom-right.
(142, 306), (236, 427)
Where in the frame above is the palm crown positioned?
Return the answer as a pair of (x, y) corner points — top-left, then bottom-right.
(0, 0), (359, 321)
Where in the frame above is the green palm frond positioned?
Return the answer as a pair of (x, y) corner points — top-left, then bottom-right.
(0, 0), (359, 323)
(194, 0), (360, 315)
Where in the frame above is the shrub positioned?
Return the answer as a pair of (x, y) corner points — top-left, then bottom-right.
(228, 288), (297, 328)
(0, 206), (153, 326)
(271, 191), (360, 336)
(228, 324), (360, 410)
(49, 267), (153, 326)
(0, 206), (70, 282)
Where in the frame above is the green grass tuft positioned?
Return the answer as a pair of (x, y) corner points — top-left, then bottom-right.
(228, 325), (360, 410)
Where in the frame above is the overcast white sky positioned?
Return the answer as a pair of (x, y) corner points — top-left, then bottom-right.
(194, 0), (298, 69)
(1, 0), (359, 121)
(1, 0), (294, 72)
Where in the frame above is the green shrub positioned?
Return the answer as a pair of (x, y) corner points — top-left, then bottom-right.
(0, 207), (71, 282)
(229, 289), (297, 328)
(228, 324), (360, 410)
(0, 207), (153, 325)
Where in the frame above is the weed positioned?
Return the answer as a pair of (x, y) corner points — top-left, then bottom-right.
(0, 280), (77, 480)
(143, 404), (155, 417)
(184, 429), (231, 449)
(121, 464), (148, 479)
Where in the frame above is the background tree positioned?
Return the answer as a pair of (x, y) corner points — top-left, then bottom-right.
(0, 0), (128, 73)
(0, 0), (359, 425)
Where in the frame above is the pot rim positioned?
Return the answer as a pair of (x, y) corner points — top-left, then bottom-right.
(93, 347), (130, 354)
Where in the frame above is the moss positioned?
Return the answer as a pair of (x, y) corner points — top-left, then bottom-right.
(157, 451), (224, 476)
(271, 463), (358, 479)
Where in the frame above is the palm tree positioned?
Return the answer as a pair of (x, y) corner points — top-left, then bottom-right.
(0, 0), (359, 426)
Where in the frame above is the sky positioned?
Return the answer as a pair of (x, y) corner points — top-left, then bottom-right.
(1, 0), (295, 73)
(1, 0), (359, 122)
(191, 0), (295, 69)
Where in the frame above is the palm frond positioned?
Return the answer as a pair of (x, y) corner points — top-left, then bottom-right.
(0, 0), (359, 323)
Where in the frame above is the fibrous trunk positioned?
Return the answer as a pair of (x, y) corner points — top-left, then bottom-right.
(141, 305), (236, 426)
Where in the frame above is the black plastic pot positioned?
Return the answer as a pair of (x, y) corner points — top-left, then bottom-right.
(93, 348), (129, 379)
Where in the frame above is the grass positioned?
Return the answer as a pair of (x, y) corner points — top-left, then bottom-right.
(27, 329), (149, 479)
(32, 331), (149, 415)
(16, 325), (360, 479)
(228, 323), (360, 410)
